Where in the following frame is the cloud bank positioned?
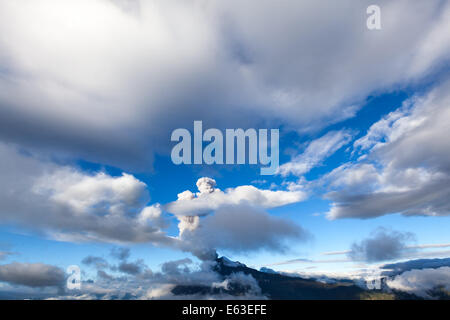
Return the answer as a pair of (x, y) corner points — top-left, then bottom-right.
(0, 142), (174, 245)
(325, 77), (450, 219)
(0, 0), (449, 170)
(387, 267), (450, 299)
(0, 263), (65, 289)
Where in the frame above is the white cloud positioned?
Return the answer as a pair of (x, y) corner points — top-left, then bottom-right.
(0, 145), (308, 259)
(323, 163), (380, 192)
(410, 243), (450, 250)
(196, 177), (217, 195)
(324, 77), (450, 219)
(0, 142), (174, 245)
(34, 170), (148, 216)
(387, 267), (450, 298)
(166, 177), (306, 217)
(167, 178), (309, 259)
(138, 204), (166, 229)
(277, 130), (353, 177)
(0, 0), (449, 170)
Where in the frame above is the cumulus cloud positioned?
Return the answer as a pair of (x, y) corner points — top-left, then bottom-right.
(179, 205), (309, 259)
(138, 204), (167, 229)
(34, 169), (148, 217)
(196, 177), (217, 195)
(163, 178), (308, 259)
(1, 0), (449, 300)
(348, 228), (416, 262)
(0, 146), (307, 259)
(0, 263), (65, 289)
(0, 142), (174, 245)
(166, 177), (306, 217)
(277, 130), (353, 177)
(325, 77), (450, 219)
(0, 0), (448, 171)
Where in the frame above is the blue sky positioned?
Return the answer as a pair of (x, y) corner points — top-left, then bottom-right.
(0, 0), (449, 299)
(1, 86), (449, 276)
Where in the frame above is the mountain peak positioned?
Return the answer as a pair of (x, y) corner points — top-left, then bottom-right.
(216, 256), (247, 268)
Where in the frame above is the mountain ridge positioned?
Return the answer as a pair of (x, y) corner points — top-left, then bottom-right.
(172, 256), (422, 300)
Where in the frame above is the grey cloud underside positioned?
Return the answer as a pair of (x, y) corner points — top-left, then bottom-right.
(0, 0), (449, 300)
(116, 261), (146, 276)
(327, 178), (450, 219)
(164, 177), (308, 259)
(179, 205), (309, 258)
(82, 247), (152, 279)
(0, 263), (65, 289)
(0, 0), (448, 170)
(0, 0), (447, 250)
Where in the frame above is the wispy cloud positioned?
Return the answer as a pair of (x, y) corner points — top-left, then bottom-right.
(265, 257), (351, 267)
(277, 130), (353, 177)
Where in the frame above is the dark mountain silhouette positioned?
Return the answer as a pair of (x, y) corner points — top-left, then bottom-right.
(172, 256), (421, 299)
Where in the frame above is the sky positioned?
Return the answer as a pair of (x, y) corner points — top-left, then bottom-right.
(0, 0), (449, 299)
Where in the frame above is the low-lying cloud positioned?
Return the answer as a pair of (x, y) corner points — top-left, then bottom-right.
(0, 263), (65, 289)
(387, 267), (450, 299)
